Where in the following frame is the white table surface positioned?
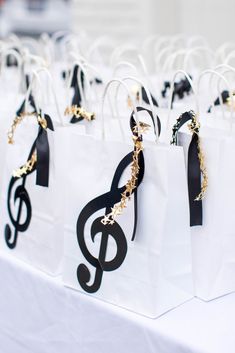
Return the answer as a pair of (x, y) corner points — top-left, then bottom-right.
(0, 251), (234, 353)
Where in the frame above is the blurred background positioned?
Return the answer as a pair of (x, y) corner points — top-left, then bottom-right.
(0, 0), (234, 48)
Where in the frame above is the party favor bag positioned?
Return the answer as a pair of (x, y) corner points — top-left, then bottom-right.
(0, 89), (64, 275)
(62, 96), (193, 318)
(172, 110), (235, 300)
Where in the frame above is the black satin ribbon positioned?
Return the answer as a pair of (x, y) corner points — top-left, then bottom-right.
(63, 64), (103, 124)
(172, 111), (202, 226)
(141, 86), (158, 107)
(15, 96), (54, 187)
(35, 113), (54, 187)
(70, 65), (85, 123)
(132, 106), (161, 137)
(162, 75), (193, 108)
(130, 106), (161, 239)
(16, 94), (36, 116)
(207, 90), (230, 113)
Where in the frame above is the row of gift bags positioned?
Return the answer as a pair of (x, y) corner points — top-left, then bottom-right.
(1, 67), (235, 319)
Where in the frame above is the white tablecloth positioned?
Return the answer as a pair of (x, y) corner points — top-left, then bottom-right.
(0, 251), (234, 353)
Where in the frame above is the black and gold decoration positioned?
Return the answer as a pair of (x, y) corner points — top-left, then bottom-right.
(75, 107), (160, 293)
(171, 110), (208, 226)
(207, 90), (235, 113)
(162, 75), (193, 108)
(63, 64), (100, 123)
(64, 105), (95, 122)
(127, 85), (158, 109)
(4, 97), (54, 249)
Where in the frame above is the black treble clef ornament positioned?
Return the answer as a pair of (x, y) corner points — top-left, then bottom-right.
(4, 98), (54, 249)
(5, 145), (36, 249)
(76, 107), (160, 293)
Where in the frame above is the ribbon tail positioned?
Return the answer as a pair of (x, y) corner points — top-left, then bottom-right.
(188, 134), (203, 226)
(36, 128), (50, 187)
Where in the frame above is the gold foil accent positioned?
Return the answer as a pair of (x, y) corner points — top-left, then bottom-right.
(226, 93), (235, 109)
(64, 105), (95, 121)
(8, 112), (36, 144)
(101, 122), (149, 226)
(37, 116), (47, 129)
(127, 85), (140, 108)
(13, 151), (37, 178)
(188, 114), (208, 201)
(8, 112), (46, 178)
(132, 121), (150, 134)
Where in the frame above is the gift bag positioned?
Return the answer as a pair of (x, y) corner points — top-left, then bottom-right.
(0, 73), (64, 275)
(62, 80), (193, 318)
(172, 110), (235, 300)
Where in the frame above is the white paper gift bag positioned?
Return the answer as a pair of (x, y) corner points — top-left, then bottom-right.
(0, 74), (65, 275)
(172, 110), (235, 301)
(62, 80), (193, 318)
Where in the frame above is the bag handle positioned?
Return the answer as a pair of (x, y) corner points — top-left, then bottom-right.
(24, 68), (63, 125)
(198, 69), (233, 122)
(0, 48), (23, 93)
(114, 76), (160, 142)
(154, 44), (174, 72)
(101, 78), (140, 141)
(166, 70), (199, 133)
(183, 47), (215, 71)
(110, 44), (138, 67)
(162, 49), (188, 73)
(20, 37), (41, 55)
(113, 61), (139, 77)
(0, 48), (23, 70)
(187, 36), (208, 48)
(224, 49), (235, 65)
(87, 36), (115, 63)
(66, 60), (96, 112)
(215, 42), (235, 62)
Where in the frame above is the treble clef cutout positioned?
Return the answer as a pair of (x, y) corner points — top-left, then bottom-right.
(5, 144), (36, 249)
(4, 98), (54, 249)
(76, 107), (161, 293)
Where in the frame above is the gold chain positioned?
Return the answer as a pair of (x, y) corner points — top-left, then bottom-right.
(8, 112), (36, 144)
(188, 115), (208, 201)
(226, 92), (235, 109)
(8, 112), (47, 178)
(8, 113), (47, 144)
(64, 105), (95, 121)
(13, 151), (37, 178)
(101, 122), (149, 226)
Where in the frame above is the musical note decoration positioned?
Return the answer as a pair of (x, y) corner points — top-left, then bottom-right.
(4, 98), (54, 249)
(76, 107), (160, 294)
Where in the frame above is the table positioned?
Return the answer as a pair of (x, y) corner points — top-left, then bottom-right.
(0, 251), (234, 353)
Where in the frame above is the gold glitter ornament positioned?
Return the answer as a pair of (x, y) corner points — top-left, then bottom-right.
(64, 105), (95, 121)
(101, 121), (149, 226)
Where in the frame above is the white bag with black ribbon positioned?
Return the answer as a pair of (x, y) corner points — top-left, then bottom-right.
(171, 70), (235, 300)
(62, 78), (193, 318)
(0, 69), (65, 275)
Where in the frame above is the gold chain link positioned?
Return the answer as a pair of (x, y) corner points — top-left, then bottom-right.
(64, 105), (95, 121)
(101, 122), (149, 226)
